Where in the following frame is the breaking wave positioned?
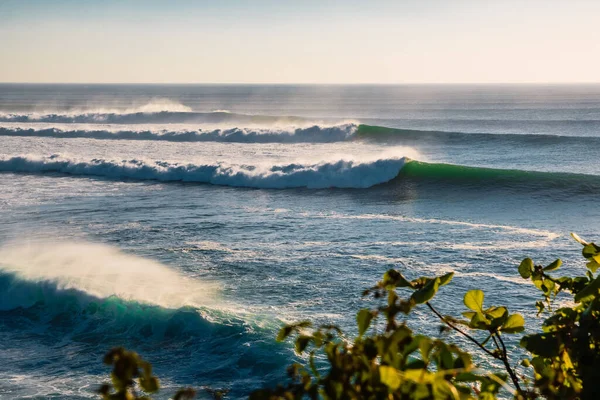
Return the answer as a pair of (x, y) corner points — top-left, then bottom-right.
(1, 153), (599, 192)
(0, 241), (289, 394)
(2, 120), (599, 146)
(0, 110), (318, 125)
(0, 154), (408, 189)
(0, 124), (357, 143)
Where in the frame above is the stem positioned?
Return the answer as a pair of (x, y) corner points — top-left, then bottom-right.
(426, 302), (497, 358)
(493, 333), (524, 395)
(427, 301), (525, 396)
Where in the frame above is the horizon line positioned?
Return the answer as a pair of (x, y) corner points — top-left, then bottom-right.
(1, 81), (600, 86)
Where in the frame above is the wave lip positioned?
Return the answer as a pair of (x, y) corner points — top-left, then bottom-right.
(0, 154), (408, 189)
(0, 124), (358, 143)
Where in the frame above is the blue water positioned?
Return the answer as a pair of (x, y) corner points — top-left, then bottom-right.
(0, 84), (599, 399)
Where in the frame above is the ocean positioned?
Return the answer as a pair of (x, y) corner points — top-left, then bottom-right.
(0, 83), (599, 399)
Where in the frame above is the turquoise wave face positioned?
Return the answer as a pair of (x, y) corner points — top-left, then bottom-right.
(0, 244), (291, 398)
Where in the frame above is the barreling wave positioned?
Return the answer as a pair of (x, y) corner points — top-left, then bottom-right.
(396, 160), (600, 193)
(0, 124), (357, 143)
(0, 154), (408, 189)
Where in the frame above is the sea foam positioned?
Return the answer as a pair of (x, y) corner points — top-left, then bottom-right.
(0, 154), (408, 189)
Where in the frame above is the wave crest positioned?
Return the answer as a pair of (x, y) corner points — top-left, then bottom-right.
(0, 124), (358, 143)
(0, 110), (320, 125)
(0, 154), (409, 189)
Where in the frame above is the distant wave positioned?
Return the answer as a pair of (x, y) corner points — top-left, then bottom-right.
(0, 125), (357, 143)
(0, 110), (317, 125)
(3, 120), (600, 146)
(0, 154), (408, 189)
(355, 124), (600, 145)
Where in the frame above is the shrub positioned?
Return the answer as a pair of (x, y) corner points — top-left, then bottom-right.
(98, 234), (600, 399)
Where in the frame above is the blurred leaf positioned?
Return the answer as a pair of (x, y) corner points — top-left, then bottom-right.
(543, 259), (562, 272)
(379, 366), (401, 390)
(582, 243), (600, 259)
(587, 260), (600, 273)
(356, 309), (374, 337)
(411, 278), (440, 304)
(574, 275), (600, 303)
(518, 258), (533, 279)
(439, 272), (454, 286)
(571, 232), (589, 245)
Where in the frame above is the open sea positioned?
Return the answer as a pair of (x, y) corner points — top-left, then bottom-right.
(0, 84), (599, 399)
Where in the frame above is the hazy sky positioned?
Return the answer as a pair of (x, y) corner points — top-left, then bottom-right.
(1, 0), (599, 84)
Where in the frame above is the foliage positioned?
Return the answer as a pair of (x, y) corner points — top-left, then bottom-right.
(97, 234), (600, 399)
(251, 234), (600, 399)
(98, 347), (197, 400)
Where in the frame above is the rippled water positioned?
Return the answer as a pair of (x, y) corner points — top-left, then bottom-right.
(0, 84), (599, 399)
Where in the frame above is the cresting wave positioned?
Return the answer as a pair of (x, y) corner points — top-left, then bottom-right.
(0, 241), (289, 393)
(2, 122), (599, 145)
(0, 154), (408, 189)
(0, 110), (317, 125)
(396, 161), (600, 193)
(1, 154), (600, 191)
(0, 124), (357, 143)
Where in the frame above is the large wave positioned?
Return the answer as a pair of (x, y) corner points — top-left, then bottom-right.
(396, 160), (600, 193)
(0, 241), (289, 394)
(0, 154), (408, 189)
(2, 121), (599, 146)
(0, 124), (357, 143)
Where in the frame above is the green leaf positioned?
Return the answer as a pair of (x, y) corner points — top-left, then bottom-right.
(464, 290), (484, 312)
(582, 243), (600, 259)
(411, 278), (440, 304)
(501, 314), (525, 333)
(383, 270), (412, 288)
(574, 275), (600, 303)
(484, 306), (507, 319)
(543, 259), (562, 272)
(356, 309), (374, 336)
(518, 258), (533, 278)
(469, 312), (490, 330)
(587, 260), (600, 273)
(295, 336), (311, 354)
(461, 311), (476, 319)
(379, 366), (401, 390)
(419, 338), (433, 363)
(438, 272), (454, 286)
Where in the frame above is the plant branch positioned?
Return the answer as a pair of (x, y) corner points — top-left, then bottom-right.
(493, 333), (524, 396)
(426, 302), (497, 358)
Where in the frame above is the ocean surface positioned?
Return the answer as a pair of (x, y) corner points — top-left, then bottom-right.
(0, 84), (599, 399)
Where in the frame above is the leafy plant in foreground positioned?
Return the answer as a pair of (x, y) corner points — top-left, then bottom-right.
(98, 347), (196, 400)
(97, 234), (600, 399)
(251, 234), (600, 399)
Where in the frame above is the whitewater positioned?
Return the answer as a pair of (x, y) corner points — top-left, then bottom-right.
(1, 84), (599, 399)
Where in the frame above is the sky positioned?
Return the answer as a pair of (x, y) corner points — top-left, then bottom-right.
(1, 0), (599, 84)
